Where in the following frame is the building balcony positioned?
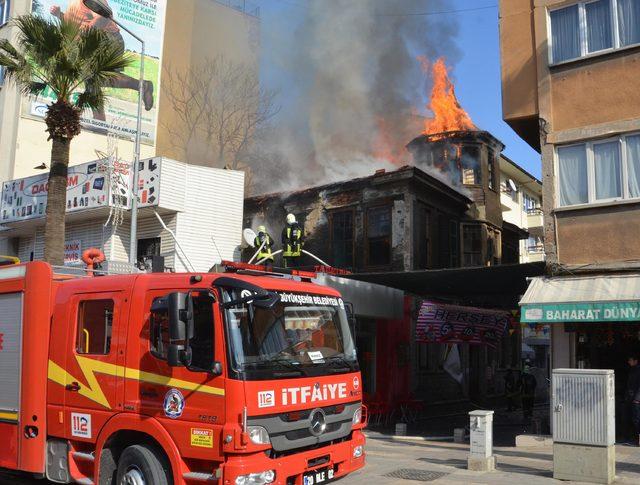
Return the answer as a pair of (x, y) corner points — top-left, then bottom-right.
(527, 207), (543, 229)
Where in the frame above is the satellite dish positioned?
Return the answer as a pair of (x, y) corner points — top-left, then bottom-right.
(508, 179), (518, 192)
(242, 228), (257, 248)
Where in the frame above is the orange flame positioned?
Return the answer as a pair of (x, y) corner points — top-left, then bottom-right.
(421, 57), (475, 135)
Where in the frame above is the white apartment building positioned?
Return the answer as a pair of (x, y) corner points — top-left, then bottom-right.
(499, 155), (544, 263)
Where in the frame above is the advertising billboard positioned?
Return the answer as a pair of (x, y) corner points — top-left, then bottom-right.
(29, 0), (167, 144)
(0, 158), (161, 224)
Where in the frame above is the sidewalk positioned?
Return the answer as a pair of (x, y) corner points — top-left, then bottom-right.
(338, 431), (640, 484)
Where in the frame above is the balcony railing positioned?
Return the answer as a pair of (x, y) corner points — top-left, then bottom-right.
(213, 0), (260, 18)
(527, 244), (545, 254)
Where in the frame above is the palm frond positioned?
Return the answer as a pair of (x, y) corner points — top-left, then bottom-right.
(1, 14), (133, 113)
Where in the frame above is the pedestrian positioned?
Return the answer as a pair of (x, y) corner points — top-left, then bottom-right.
(520, 363), (537, 422)
(504, 368), (519, 412)
(281, 213), (304, 268)
(253, 225), (274, 269)
(624, 352), (640, 446)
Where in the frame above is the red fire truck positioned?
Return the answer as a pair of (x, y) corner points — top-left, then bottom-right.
(0, 261), (365, 485)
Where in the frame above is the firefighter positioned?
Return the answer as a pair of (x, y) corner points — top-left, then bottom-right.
(254, 225), (274, 269)
(282, 213), (304, 268)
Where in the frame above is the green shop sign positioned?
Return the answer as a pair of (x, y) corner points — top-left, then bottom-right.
(521, 302), (640, 323)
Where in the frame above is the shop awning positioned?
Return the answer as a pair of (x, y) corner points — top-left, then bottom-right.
(520, 274), (640, 323)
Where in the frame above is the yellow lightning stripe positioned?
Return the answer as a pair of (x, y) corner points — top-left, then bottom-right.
(48, 356), (224, 409)
(0, 410), (18, 422)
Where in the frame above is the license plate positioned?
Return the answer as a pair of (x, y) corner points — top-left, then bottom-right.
(303, 467), (334, 485)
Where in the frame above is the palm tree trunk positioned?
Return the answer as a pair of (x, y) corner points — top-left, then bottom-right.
(43, 136), (71, 265)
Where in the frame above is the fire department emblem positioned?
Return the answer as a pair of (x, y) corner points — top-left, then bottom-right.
(163, 389), (185, 419)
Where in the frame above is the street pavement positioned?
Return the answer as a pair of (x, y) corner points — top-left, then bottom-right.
(1, 431), (639, 484)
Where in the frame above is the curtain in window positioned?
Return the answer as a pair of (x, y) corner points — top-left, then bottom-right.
(551, 5), (581, 62)
(618, 0), (640, 46)
(627, 135), (640, 198)
(558, 145), (588, 206)
(594, 141), (622, 200)
(586, 0), (613, 52)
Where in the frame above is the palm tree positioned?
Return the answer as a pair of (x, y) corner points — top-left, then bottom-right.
(0, 15), (132, 264)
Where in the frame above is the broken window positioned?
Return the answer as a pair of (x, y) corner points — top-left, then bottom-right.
(460, 145), (481, 185)
(414, 204), (431, 270)
(330, 210), (354, 269)
(488, 153), (497, 190)
(462, 224), (483, 267)
(366, 206), (391, 267)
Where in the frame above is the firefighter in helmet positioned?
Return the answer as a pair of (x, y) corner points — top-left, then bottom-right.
(254, 225), (274, 269)
(282, 213), (304, 268)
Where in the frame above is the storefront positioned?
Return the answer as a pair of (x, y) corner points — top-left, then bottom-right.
(521, 273), (640, 436)
(0, 157), (245, 272)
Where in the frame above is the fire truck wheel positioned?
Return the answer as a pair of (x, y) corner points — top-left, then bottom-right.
(115, 444), (173, 485)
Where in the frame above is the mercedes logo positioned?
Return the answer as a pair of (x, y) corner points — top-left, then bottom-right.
(309, 408), (327, 437)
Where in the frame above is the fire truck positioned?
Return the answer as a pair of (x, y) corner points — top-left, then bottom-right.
(0, 260), (365, 485)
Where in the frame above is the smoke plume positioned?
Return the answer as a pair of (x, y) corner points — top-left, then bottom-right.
(253, 0), (461, 195)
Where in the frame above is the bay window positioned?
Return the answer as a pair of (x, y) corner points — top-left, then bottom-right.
(556, 133), (640, 207)
(549, 0), (640, 64)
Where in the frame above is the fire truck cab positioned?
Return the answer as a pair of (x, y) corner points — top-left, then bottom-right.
(0, 261), (365, 485)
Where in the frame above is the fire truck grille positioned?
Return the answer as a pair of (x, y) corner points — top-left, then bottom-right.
(247, 401), (360, 452)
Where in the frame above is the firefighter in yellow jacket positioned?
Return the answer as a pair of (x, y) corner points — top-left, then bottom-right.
(281, 214), (304, 268)
(254, 225), (274, 269)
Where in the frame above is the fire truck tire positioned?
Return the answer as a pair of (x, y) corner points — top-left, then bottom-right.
(115, 444), (173, 485)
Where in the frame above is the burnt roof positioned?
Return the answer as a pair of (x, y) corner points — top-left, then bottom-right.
(407, 129), (505, 151)
(245, 165), (472, 207)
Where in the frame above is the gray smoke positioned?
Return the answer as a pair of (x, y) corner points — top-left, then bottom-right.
(251, 0), (461, 195)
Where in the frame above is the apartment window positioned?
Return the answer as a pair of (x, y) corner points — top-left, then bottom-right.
(549, 0), (640, 64)
(366, 206), (391, 267)
(449, 220), (460, 267)
(523, 193), (540, 212)
(462, 224), (483, 267)
(330, 210), (354, 269)
(76, 300), (114, 355)
(557, 133), (640, 207)
(0, 0), (10, 27)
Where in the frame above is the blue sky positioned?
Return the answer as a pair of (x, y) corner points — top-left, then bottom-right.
(259, 0), (542, 180)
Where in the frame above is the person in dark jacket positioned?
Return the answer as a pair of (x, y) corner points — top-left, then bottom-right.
(520, 363), (537, 422)
(625, 353), (640, 446)
(504, 368), (520, 412)
(281, 213), (304, 268)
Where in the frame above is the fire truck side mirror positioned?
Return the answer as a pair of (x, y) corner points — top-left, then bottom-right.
(167, 292), (194, 367)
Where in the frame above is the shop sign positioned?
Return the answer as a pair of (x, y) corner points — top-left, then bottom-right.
(521, 302), (640, 323)
(1, 158), (161, 224)
(416, 300), (511, 348)
(64, 240), (82, 265)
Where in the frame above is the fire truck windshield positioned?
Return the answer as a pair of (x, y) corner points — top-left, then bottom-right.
(222, 289), (358, 380)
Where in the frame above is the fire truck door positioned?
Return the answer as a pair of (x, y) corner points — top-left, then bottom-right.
(63, 292), (125, 440)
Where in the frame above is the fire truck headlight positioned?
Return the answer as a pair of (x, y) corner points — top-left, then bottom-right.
(235, 470), (276, 485)
(352, 406), (362, 425)
(247, 425), (271, 445)
(353, 445), (364, 458)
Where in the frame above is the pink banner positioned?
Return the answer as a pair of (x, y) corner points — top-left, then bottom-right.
(416, 300), (510, 347)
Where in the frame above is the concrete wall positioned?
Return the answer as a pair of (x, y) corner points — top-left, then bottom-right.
(499, 0), (640, 267)
(155, 0), (259, 167)
(498, 0), (538, 121)
(556, 203), (640, 265)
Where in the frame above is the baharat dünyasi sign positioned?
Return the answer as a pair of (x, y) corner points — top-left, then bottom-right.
(521, 302), (640, 323)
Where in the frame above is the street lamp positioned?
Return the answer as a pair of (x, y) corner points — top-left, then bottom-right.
(83, 0), (145, 266)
